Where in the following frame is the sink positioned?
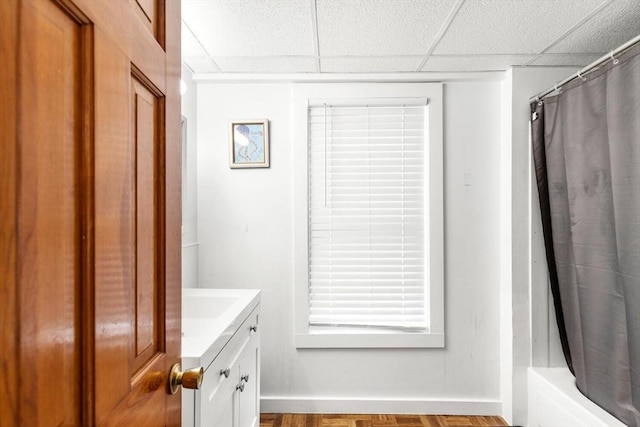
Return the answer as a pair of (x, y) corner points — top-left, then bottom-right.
(184, 296), (237, 320)
(181, 288), (261, 370)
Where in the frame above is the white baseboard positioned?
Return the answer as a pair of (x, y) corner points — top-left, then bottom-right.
(261, 396), (502, 416)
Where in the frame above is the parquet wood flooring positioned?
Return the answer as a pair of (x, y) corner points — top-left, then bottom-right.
(260, 413), (509, 427)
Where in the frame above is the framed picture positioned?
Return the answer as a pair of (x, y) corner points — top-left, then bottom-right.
(229, 119), (270, 168)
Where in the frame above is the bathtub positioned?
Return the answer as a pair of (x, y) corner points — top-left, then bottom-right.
(527, 367), (625, 427)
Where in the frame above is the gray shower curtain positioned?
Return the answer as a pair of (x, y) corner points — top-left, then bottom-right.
(531, 41), (640, 426)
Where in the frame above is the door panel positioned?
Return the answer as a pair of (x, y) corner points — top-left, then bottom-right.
(17, 1), (82, 425)
(130, 0), (163, 45)
(0, 0), (181, 425)
(91, 7), (178, 425)
(131, 74), (163, 375)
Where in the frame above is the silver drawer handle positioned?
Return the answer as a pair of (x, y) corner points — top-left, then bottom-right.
(241, 374), (249, 383)
(236, 382), (245, 392)
(220, 368), (230, 378)
(249, 325), (258, 333)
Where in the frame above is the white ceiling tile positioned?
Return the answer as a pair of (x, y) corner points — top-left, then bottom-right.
(547, 0), (640, 54)
(320, 56), (424, 73)
(421, 55), (534, 72)
(182, 22), (207, 57)
(182, 0), (315, 57)
(528, 54), (603, 67)
(316, 0), (458, 56)
(181, 0), (640, 74)
(434, 0), (605, 55)
(214, 56), (318, 73)
(183, 56), (219, 73)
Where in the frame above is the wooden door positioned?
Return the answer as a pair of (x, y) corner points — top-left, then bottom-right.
(0, 0), (182, 425)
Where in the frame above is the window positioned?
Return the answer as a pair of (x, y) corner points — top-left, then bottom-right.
(308, 100), (428, 330)
(293, 84), (444, 348)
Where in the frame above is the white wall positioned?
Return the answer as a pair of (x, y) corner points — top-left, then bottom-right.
(181, 65), (199, 289)
(195, 79), (504, 413)
(499, 66), (578, 425)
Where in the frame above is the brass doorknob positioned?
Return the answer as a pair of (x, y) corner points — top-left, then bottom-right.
(169, 363), (204, 394)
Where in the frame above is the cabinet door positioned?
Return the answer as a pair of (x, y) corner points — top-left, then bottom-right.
(232, 378), (242, 427)
(201, 366), (236, 427)
(238, 336), (260, 427)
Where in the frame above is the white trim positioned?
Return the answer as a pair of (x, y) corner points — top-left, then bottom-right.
(293, 83), (445, 349)
(295, 331), (444, 348)
(193, 72), (504, 84)
(499, 70), (514, 424)
(260, 396), (502, 416)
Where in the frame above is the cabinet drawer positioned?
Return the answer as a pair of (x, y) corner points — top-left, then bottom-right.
(202, 307), (258, 393)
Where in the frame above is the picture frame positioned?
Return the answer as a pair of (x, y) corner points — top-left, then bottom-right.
(229, 119), (270, 168)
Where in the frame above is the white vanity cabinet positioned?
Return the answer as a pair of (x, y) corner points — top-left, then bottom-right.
(198, 308), (260, 427)
(182, 289), (261, 427)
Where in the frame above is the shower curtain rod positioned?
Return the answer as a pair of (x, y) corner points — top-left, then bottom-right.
(529, 33), (640, 103)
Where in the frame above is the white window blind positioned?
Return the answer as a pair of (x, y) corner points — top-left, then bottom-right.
(307, 98), (428, 331)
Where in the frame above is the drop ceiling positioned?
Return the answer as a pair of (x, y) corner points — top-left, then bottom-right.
(181, 0), (640, 74)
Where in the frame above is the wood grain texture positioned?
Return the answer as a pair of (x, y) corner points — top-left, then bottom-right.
(162, 0), (182, 424)
(131, 75), (160, 375)
(17, 1), (82, 424)
(79, 21), (96, 427)
(2, 0), (180, 424)
(0, 1), (19, 425)
(92, 26), (135, 423)
(90, 2), (173, 424)
(129, 0), (163, 45)
(259, 414), (509, 427)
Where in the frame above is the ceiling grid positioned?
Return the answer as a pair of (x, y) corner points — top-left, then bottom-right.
(181, 0), (640, 74)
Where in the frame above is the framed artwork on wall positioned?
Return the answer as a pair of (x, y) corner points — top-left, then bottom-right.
(229, 119), (270, 168)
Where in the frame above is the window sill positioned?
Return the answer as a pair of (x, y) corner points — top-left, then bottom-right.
(295, 327), (445, 349)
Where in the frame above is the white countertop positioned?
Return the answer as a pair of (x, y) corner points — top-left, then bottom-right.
(181, 288), (261, 370)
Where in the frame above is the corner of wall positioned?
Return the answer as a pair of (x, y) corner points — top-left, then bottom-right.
(181, 63), (199, 289)
(502, 66), (580, 426)
(499, 69), (514, 424)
